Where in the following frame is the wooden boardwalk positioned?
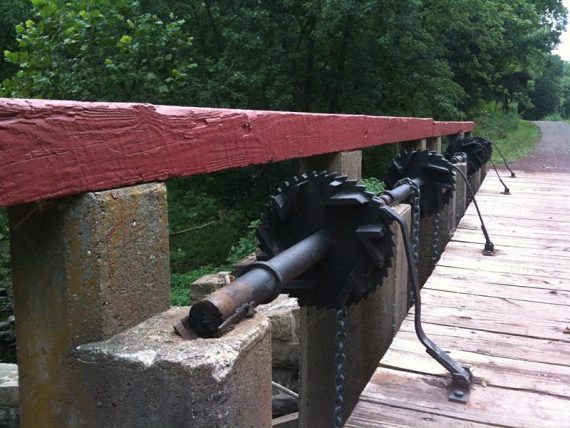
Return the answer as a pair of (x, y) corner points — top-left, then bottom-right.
(346, 170), (570, 427)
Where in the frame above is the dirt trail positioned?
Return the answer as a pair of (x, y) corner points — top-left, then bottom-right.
(509, 121), (570, 172)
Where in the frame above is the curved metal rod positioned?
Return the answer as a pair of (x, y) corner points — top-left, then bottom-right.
(380, 206), (472, 399)
(478, 146), (510, 194)
(491, 143), (516, 177)
(488, 156), (510, 194)
(450, 163), (494, 256)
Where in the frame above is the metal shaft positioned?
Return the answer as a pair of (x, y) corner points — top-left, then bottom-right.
(184, 230), (331, 337)
(177, 176), (429, 339)
(380, 177), (423, 206)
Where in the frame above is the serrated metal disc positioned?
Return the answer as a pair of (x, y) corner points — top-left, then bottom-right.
(256, 172), (395, 309)
(385, 150), (455, 217)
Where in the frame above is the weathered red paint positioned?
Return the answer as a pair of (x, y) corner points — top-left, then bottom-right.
(433, 121), (474, 137)
(0, 98), (474, 207)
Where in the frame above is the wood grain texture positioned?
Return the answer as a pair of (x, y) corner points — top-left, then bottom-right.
(347, 171), (570, 427)
(0, 98), (474, 206)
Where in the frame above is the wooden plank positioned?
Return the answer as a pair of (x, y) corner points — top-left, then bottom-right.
(420, 292), (570, 341)
(433, 122), (474, 137)
(442, 241), (570, 263)
(451, 229), (570, 251)
(0, 98), (473, 207)
(348, 170), (570, 427)
(397, 322), (570, 366)
(425, 277), (570, 306)
(383, 333), (570, 397)
(431, 265), (570, 292)
(347, 400), (495, 428)
(459, 214), (570, 231)
(437, 253), (570, 279)
(356, 369), (570, 428)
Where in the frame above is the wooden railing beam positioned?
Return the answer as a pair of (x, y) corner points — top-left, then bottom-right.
(0, 98), (473, 207)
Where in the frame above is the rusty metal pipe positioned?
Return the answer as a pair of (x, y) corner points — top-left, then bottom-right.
(182, 230), (331, 338)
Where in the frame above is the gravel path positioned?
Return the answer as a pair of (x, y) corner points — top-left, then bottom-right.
(509, 121), (570, 172)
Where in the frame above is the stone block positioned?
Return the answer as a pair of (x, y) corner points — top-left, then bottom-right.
(69, 307), (272, 427)
(190, 272), (232, 302)
(257, 295), (301, 381)
(232, 253), (257, 276)
(0, 363), (19, 426)
(0, 364), (18, 408)
(9, 182), (170, 427)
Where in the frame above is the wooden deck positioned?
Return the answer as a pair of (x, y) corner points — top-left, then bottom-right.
(346, 170), (570, 427)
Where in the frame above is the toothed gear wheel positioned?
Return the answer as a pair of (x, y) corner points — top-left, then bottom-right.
(256, 172), (395, 309)
(445, 136), (492, 175)
(385, 150), (454, 217)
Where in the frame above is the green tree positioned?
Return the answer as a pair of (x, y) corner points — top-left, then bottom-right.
(0, 0), (32, 82)
(525, 54), (564, 119)
(1, 0), (195, 104)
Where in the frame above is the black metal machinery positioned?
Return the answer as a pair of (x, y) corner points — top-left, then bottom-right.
(175, 149), (477, 415)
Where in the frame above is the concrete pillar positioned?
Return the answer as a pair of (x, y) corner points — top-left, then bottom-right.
(426, 137), (442, 153)
(297, 151), (410, 427)
(9, 183), (170, 427)
(481, 161), (489, 181)
(469, 168), (482, 199)
(68, 308), (272, 427)
(439, 174), (457, 253)
(417, 213), (435, 286)
(298, 151), (362, 181)
(454, 163), (468, 226)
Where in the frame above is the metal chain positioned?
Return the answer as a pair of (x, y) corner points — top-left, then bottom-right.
(395, 178), (420, 306)
(334, 306), (348, 428)
(432, 210), (441, 269)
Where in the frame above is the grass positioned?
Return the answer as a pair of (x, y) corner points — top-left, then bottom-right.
(474, 108), (541, 163)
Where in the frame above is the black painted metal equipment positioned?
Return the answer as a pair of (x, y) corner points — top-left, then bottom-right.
(446, 136), (515, 194)
(449, 153), (495, 256)
(175, 150), (473, 404)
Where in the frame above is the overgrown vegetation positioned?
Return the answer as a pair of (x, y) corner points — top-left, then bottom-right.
(475, 105), (541, 162)
(0, 0), (565, 305)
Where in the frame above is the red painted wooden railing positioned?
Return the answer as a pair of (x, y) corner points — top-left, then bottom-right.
(0, 98), (473, 207)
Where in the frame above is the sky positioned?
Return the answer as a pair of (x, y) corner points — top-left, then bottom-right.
(553, 0), (570, 60)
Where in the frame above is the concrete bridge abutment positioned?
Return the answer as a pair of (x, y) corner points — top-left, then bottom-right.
(9, 182), (272, 427)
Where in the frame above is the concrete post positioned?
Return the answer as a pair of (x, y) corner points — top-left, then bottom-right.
(469, 168), (482, 198)
(68, 308), (272, 427)
(426, 137), (442, 153)
(454, 163), (468, 226)
(298, 151), (362, 181)
(9, 183), (170, 427)
(297, 151), (410, 428)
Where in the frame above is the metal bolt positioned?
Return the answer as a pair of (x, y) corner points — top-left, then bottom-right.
(453, 389), (465, 398)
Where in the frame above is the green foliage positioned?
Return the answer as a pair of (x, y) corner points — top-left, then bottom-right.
(1, 0), (195, 103)
(361, 178), (385, 195)
(0, 0), (566, 305)
(0, 0), (31, 82)
(226, 220), (260, 265)
(475, 105), (541, 162)
(171, 265), (215, 306)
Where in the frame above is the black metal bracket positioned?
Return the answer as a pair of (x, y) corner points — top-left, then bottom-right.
(381, 205), (473, 403)
(214, 301), (256, 337)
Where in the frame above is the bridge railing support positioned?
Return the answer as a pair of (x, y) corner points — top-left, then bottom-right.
(0, 98), (475, 427)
